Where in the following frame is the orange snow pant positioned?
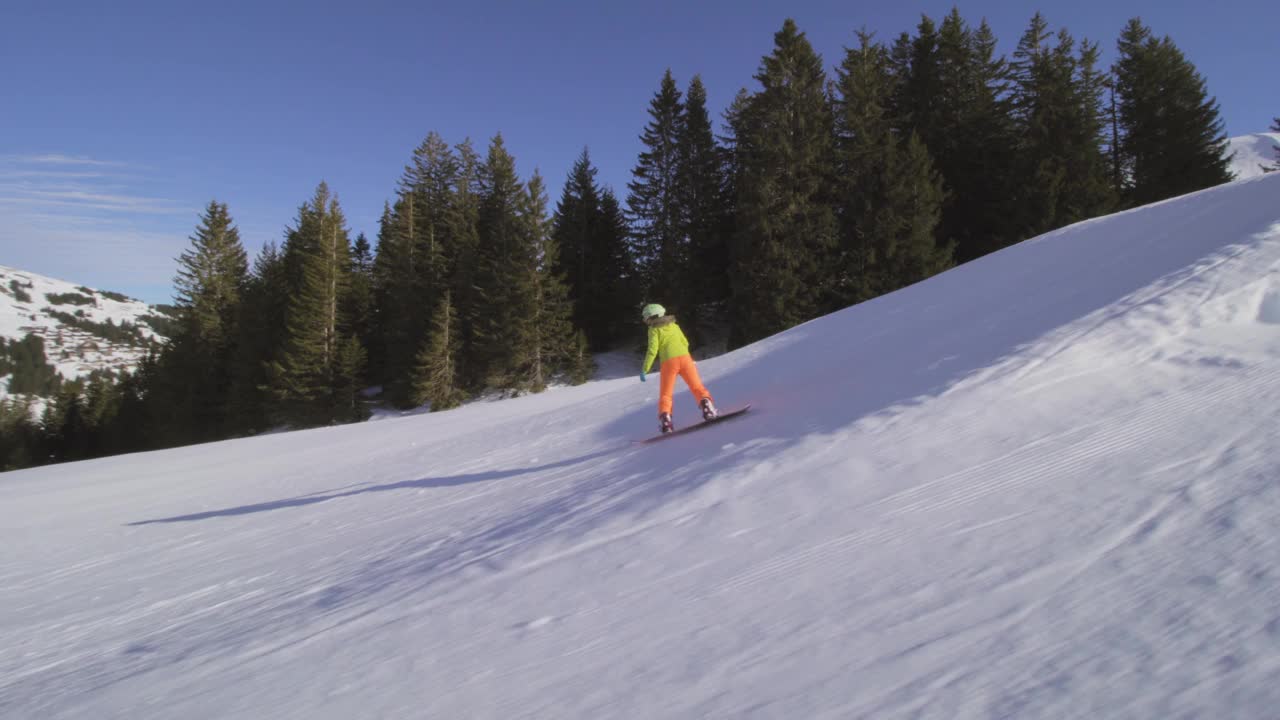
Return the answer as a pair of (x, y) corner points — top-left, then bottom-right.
(658, 354), (712, 416)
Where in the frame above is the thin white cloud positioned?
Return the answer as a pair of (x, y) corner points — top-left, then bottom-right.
(0, 217), (183, 290)
(6, 211), (128, 228)
(0, 170), (115, 180)
(0, 156), (191, 216)
(0, 189), (191, 215)
(3, 154), (125, 167)
(0, 153), (193, 298)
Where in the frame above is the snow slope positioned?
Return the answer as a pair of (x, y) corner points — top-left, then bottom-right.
(1228, 132), (1280, 180)
(0, 264), (169, 399)
(3, 174), (1280, 719)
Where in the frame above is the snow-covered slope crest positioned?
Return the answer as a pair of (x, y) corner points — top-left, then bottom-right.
(0, 264), (171, 391)
(1228, 132), (1280, 180)
(2, 174), (1280, 719)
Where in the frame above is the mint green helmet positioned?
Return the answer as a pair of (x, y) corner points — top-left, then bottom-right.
(641, 303), (665, 320)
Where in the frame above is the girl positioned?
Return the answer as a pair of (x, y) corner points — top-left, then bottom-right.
(639, 303), (716, 433)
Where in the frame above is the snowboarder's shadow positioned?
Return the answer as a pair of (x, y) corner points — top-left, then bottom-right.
(125, 448), (618, 526)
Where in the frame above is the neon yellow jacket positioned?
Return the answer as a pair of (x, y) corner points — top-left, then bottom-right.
(642, 316), (690, 374)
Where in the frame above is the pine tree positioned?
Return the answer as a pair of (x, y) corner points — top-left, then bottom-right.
(173, 201), (248, 347)
(79, 371), (120, 459)
(889, 17), (943, 152)
(627, 70), (687, 310)
(1113, 18), (1232, 205)
(554, 148), (602, 322)
(403, 133), (460, 333)
(347, 232), (375, 383)
(0, 398), (40, 471)
(834, 31), (950, 303)
(448, 139), (484, 387)
(6, 334), (60, 396)
(268, 183), (364, 424)
(599, 186), (638, 313)
(374, 134), (460, 406)
(520, 172), (587, 391)
(374, 177), (409, 403)
(230, 242), (287, 434)
(553, 148), (634, 351)
(1069, 36), (1117, 217)
(404, 133), (460, 293)
(410, 290), (466, 410)
(110, 359), (154, 454)
(470, 135), (533, 391)
(718, 88), (750, 299)
(1010, 15), (1114, 237)
(933, 13), (1021, 261)
(678, 74), (731, 336)
(368, 203), (396, 386)
(43, 385), (89, 463)
(333, 334), (367, 421)
(728, 19), (837, 346)
(157, 200), (249, 442)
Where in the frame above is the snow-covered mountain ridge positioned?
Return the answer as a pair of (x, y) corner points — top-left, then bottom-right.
(0, 264), (172, 398)
(1228, 132), (1280, 180)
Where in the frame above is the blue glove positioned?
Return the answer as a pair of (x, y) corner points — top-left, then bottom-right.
(639, 370), (647, 383)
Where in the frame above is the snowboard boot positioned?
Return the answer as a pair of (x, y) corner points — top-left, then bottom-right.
(659, 412), (674, 434)
(700, 397), (718, 420)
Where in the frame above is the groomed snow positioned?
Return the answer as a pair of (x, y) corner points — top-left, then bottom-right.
(2, 173), (1279, 719)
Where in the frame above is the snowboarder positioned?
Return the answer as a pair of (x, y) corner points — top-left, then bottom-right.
(639, 303), (716, 434)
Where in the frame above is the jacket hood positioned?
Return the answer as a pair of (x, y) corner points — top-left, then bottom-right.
(646, 315), (676, 327)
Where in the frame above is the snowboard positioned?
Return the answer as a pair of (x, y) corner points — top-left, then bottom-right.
(637, 404), (752, 444)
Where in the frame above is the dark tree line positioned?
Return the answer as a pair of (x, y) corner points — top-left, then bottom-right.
(2, 12), (1237, 471)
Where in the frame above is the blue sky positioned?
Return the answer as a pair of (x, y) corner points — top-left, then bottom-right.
(2, 0), (1274, 305)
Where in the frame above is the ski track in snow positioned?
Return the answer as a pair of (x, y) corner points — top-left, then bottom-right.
(2, 175), (1280, 718)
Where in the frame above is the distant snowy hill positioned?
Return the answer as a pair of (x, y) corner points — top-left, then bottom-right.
(1228, 132), (1280, 180)
(0, 264), (173, 400)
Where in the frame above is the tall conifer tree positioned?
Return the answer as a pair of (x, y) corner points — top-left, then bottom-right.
(268, 183), (364, 424)
(521, 172), (586, 391)
(729, 19), (836, 346)
(367, 203), (396, 386)
(600, 187), (638, 327)
(1113, 18), (1232, 205)
(628, 70), (687, 312)
(440, 139), (484, 390)
(411, 290), (466, 410)
(347, 232), (375, 385)
(834, 31), (950, 304)
(553, 148), (633, 350)
(1010, 15), (1114, 236)
(371, 199), (411, 396)
(230, 241), (287, 433)
(678, 75), (731, 336)
(470, 135), (532, 390)
(157, 200), (248, 442)
(173, 201), (248, 349)
(378, 134), (459, 406)
(934, 12), (1021, 261)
